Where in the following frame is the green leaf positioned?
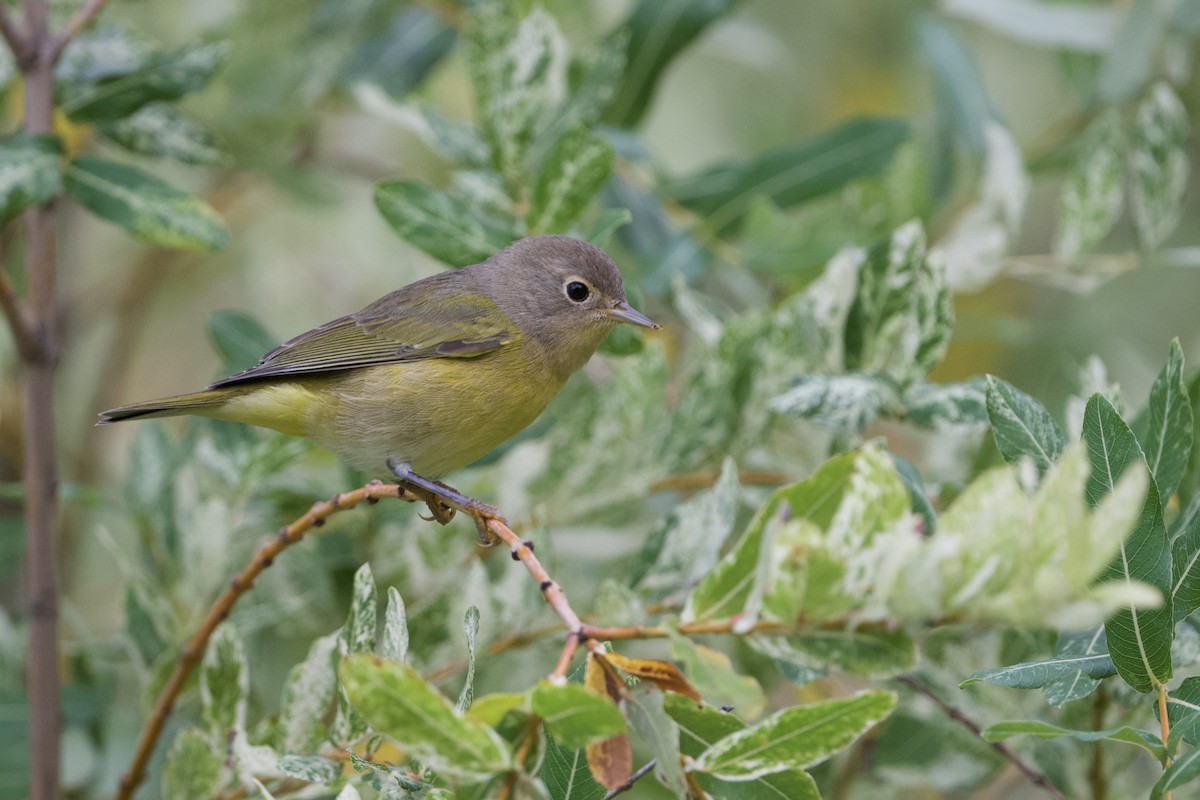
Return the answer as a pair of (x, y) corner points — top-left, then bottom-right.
(456, 606), (480, 714)
(1043, 628), (1114, 707)
(529, 128), (613, 234)
(962, 651), (1116, 691)
(1129, 83), (1190, 249)
(60, 40), (230, 122)
(124, 582), (169, 668)
(625, 688), (686, 795)
(0, 134), (62, 223)
(278, 633), (338, 754)
(634, 457), (740, 599)
(1098, 0), (1162, 102)
(667, 117), (910, 233)
(162, 728), (224, 800)
(903, 379), (989, 429)
(1157, 675), (1200, 748)
(341, 654), (512, 777)
(982, 720), (1164, 761)
(345, 563), (378, 655)
(1172, 494), (1200, 621)
(770, 373), (901, 433)
(1153, 746), (1200, 800)
(63, 156), (229, 251)
(1132, 339), (1193, 502)
(541, 735), (605, 800)
(891, 454), (936, 535)
(1056, 110), (1124, 259)
(691, 690), (896, 779)
(373, 179), (515, 267)
(381, 587), (409, 662)
(98, 104), (224, 166)
(340, 6), (456, 99)
(586, 208), (631, 249)
(667, 630), (766, 718)
(985, 375), (1066, 481)
(1084, 394), (1173, 693)
(666, 694), (820, 800)
(201, 623), (247, 734)
(605, 0), (744, 127)
(752, 627), (916, 682)
(277, 754), (341, 784)
(531, 682), (625, 749)
(207, 311), (275, 375)
(844, 221), (952, 385)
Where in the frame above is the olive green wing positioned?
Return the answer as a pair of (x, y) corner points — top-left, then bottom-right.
(209, 275), (516, 388)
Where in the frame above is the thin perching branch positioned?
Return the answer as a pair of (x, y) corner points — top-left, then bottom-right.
(0, 267), (42, 362)
(46, 0), (110, 64)
(603, 759), (656, 800)
(897, 675), (1067, 800)
(0, 4), (27, 63)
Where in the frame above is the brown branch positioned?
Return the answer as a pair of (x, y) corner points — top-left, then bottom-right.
(897, 675), (1067, 800)
(0, 266), (42, 362)
(0, 4), (27, 63)
(114, 481), (420, 800)
(603, 759), (656, 800)
(650, 469), (793, 493)
(46, 0), (110, 65)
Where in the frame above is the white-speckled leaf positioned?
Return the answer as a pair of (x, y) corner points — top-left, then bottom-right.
(1056, 110), (1124, 259)
(374, 179), (516, 266)
(201, 623), (247, 735)
(903, 378), (989, 429)
(163, 728), (224, 800)
(771, 373), (900, 432)
(529, 128), (613, 233)
(381, 587), (409, 662)
(278, 632), (338, 754)
(99, 104), (224, 165)
(1129, 83), (1189, 249)
(0, 135), (62, 223)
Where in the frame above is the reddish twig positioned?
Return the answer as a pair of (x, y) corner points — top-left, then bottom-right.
(898, 675), (1066, 800)
(603, 759), (656, 799)
(114, 481), (416, 800)
(46, 0), (110, 64)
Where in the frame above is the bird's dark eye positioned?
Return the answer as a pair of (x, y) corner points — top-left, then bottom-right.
(566, 281), (590, 302)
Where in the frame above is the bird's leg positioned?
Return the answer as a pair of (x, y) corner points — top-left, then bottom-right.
(386, 459), (505, 545)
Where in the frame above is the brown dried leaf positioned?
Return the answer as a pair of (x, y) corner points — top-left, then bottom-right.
(605, 652), (702, 702)
(586, 731), (633, 791)
(586, 652), (626, 702)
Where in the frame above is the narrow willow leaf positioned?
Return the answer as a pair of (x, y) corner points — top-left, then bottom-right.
(63, 156), (229, 251)
(982, 720), (1164, 761)
(346, 563), (378, 655)
(985, 375), (1066, 480)
(770, 372), (900, 433)
(531, 682), (625, 749)
(1132, 339), (1193, 502)
(752, 628), (916, 682)
(207, 310), (275, 375)
(0, 134), (62, 223)
(962, 652), (1116, 690)
(340, 6), (456, 99)
(1044, 628), (1114, 707)
(586, 207), (631, 249)
(667, 630), (766, 718)
(201, 623), (247, 734)
(278, 633), (337, 754)
(1152, 746), (1200, 800)
(1129, 83), (1190, 249)
(542, 735), (605, 800)
(374, 179), (515, 266)
(60, 40), (230, 122)
(124, 582), (169, 668)
(381, 587), (409, 662)
(456, 606), (480, 714)
(277, 754), (341, 784)
(1056, 110), (1124, 259)
(633, 457), (739, 599)
(99, 104), (224, 166)
(666, 694), (820, 800)
(692, 690), (897, 780)
(667, 117), (910, 232)
(891, 454), (936, 535)
(1084, 394), (1173, 693)
(528, 128), (613, 234)
(1172, 494), (1200, 621)
(844, 221), (952, 384)
(625, 689), (686, 796)
(605, 652), (701, 702)
(341, 654), (512, 776)
(604, 0), (742, 126)
(903, 378), (989, 429)
(162, 728), (223, 800)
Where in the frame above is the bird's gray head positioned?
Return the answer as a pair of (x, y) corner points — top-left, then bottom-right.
(484, 235), (657, 375)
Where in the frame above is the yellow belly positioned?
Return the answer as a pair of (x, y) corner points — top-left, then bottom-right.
(218, 347), (564, 477)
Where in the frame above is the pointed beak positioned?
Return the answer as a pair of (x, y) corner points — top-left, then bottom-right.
(603, 301), (660, 329)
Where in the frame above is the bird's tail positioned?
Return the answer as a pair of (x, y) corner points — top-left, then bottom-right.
(97, 389), (229, 425)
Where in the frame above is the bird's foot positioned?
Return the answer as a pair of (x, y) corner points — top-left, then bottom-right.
(387, 460), (507, 545)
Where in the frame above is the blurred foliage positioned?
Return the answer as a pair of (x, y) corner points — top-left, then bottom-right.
(2, 0), (1200, 798)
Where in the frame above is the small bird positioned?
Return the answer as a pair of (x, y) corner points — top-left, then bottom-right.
(100, 235), (658, 535)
